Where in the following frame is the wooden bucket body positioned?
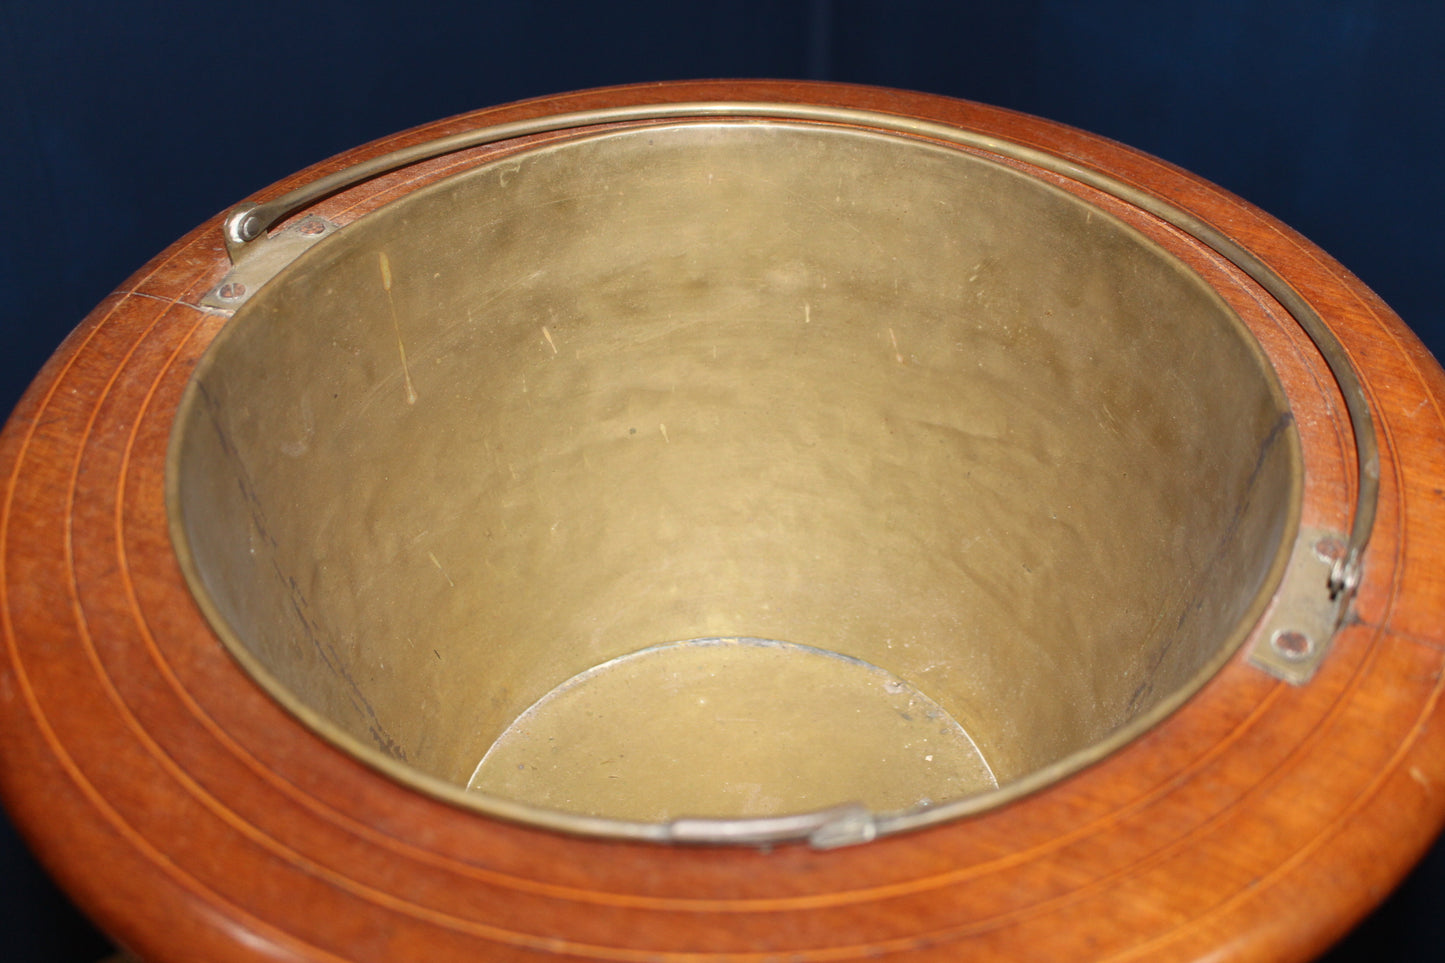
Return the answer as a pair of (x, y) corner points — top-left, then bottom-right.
(3, 81), (1444, 962)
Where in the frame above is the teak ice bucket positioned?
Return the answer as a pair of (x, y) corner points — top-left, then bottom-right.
(4, 81), (1445, 962)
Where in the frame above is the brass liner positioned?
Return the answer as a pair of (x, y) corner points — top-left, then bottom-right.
(169, 120), (1300, 842)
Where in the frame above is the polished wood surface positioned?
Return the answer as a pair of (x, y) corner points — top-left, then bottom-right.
(3, 80), (1444, 962)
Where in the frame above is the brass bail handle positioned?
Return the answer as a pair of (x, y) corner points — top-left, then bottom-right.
(215, 100), (1376, 662)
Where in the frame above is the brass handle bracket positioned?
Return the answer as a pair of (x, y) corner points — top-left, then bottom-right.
(1246, 527), (1357, 685)
(200, 212), (339, 312)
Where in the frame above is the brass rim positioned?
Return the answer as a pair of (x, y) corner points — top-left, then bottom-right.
(167, 113), (1319, 847)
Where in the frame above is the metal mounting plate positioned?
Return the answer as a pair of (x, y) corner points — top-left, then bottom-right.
(200, 215), (339, 312)
(1247, 526), (1353, 685)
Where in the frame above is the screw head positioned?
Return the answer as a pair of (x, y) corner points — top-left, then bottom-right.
(297, 218), (327, 236)
(1271, 629), (1314, 662)
(216, 282), (247, 301)
(1313, 535), (1347, 564)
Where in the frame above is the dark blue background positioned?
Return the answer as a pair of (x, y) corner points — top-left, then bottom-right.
(2, 2), (1442, 960)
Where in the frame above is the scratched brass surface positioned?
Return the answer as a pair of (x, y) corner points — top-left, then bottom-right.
(169, 121), (1299, 838)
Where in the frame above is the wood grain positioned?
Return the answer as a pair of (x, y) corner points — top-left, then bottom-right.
(3, 80), (1444, 962)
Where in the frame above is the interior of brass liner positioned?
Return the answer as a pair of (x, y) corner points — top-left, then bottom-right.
(170, 120), (1300, 840)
